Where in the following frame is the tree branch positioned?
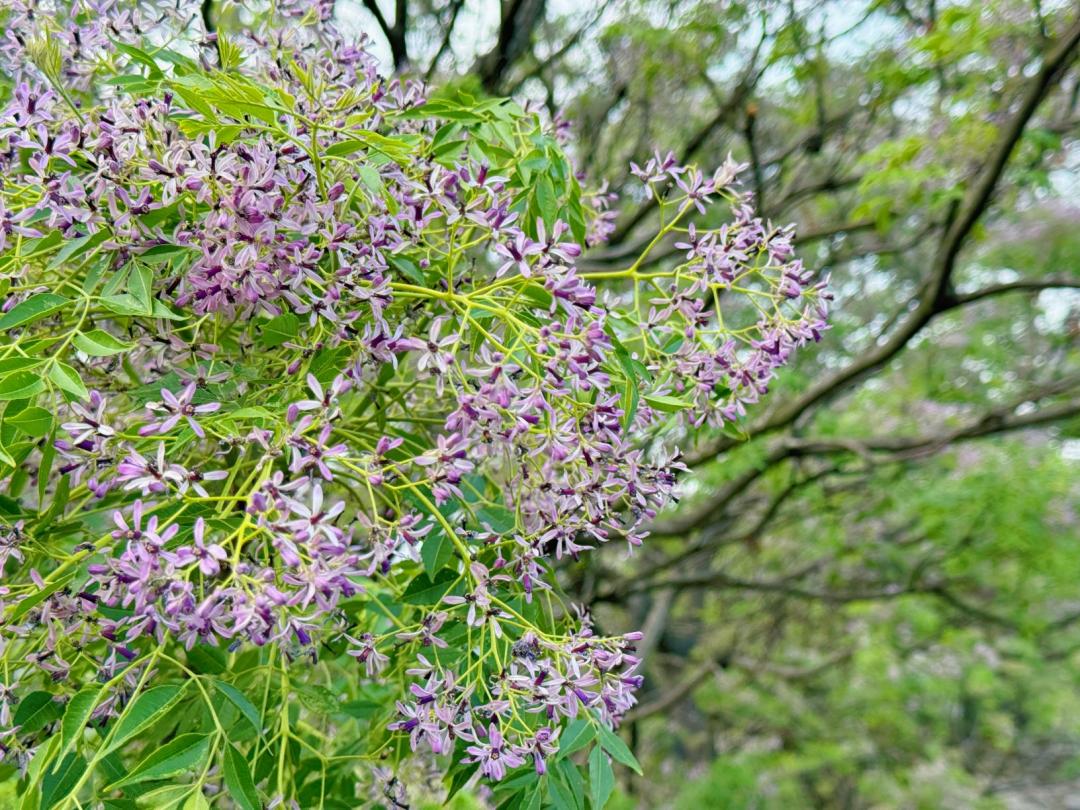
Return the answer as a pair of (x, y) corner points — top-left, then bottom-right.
(689, 17), (1080, 464)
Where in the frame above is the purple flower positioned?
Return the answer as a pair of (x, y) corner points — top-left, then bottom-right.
(465, 723), (526, 780)
(167, 518), (227, 576)
(140, 383), (221, 438)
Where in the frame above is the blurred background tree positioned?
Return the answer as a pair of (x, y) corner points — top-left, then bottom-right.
(219, 0), (1080, 806)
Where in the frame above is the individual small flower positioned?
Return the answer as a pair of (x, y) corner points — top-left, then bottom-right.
(288, 422), (349, 480)
(61, 390), (115, 445)
(346, 632), (390, 677)
(287, 373), (351, 421)
(525, 726), (560, 774)
(167, 518), (227, 576)
(284, 484), (346, 544)
(398, 317), (457, 376)
(116, 444), (184, 495)
(493, 229), (543, 277)
(111, 500), (178, 551)
(465, 723), (526, 780)
(140, 382), (221, 438)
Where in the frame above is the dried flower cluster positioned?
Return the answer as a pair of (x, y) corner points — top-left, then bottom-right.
(0, 0), (829, 805)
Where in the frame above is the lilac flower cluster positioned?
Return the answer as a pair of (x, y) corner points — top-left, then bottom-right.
(0, 0), (828, 797)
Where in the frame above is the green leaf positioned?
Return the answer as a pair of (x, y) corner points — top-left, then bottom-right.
(48, 362), (89, 400)
(138, 244), (192, 264)
(621, 378), (639, 431)
(445, 761), (479, 802)
(107, 733), (211, 788)
(217, 32), (246, 71)
(401, 569), (461, 606)
(536, 175), (558, 228)
(357, 165), (383, 194)
(548, 773), (579, 810)
(186, 643), (228, 674)
(73, 329), (134, 357)
(113, 41), (165, 79)
(0, 293), (70, 330)
(213, 680), (262, 733)
(134, 785), (196, 808)
(228, 406), (276, 420)
(151, 299), (187, 320)
(557, 718), (595, 759)
(296, 683), (339, 716)
(60, 686), (103, 758)
(100, 293), (148, 316)
(422, 527), (454, 576)
(6, 406), (53, 438)
(38, 426), (55, 503)
(589, 746), (615, 809)
(223, 742), (260, 810)
(40, 752), (87, 810)
(183, 792), (211, 810)
(0, 371), (46, 400)
(476, 504), (516, 533)
(405, 488), (458, 576)
(258, 312), (299, 348)
(596, 724), (641, 774)
(324, 131), (413, 161)
(107, 684), (187, 752)
(643, 393), (692, 413)
(556, 758), (586, 810)
(13, 691), (61, 734)
(129, 263), (154, 313)
(48, 230), (110, 271)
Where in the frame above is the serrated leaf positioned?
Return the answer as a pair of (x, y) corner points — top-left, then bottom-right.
(401, 569), (461, 606)
(548, 774), (578, 810)
(536, 175), (558, 228)
(213, 680), (262, 733)
(558, 718), (595, 759)
(296, 683), (339, 716)
(186, 644), (227, 674)
(107, 733), (211, 788)
(113, 41), (164, 79)
(258, 312), (299, 348)
(134, 784), (196, 808)
(0, 293), (70, 330)
(422, 527), (454, 576)
(151, 299), (186, 320)
(60, 686), (103, 758)
(6, 406), (53, 437)
(223, 742), (260, 810)
(596, 724), (641, 774)
(556, 758), (586, 810)
(40, 752), (87, 810)
(100, 293), (148, 316)
(476, 504), (516, 533)
(445, 761), (479, 802)
(48, 362), (89, 400)
(357, 165), (383, 194)
(73, 329), (133, 357)
(589, 746), (614, 809)
(138, 244), (192, 264)
(0, 371), (46, 400)
(48, 230), (110, 271)
(129, 263), (154, 313)
(107, 684), (187, 752)
(13, 691), (61, 734)
(643, 393), (692, 413)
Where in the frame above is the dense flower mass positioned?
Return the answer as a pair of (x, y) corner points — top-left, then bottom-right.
(0, 0), (829, 805)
